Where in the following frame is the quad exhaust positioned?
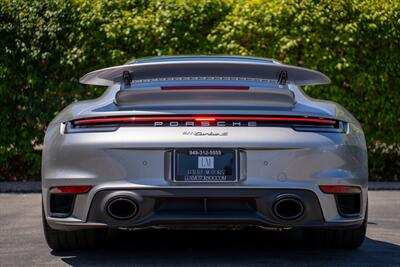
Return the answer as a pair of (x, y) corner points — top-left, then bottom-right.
(107, 197), (139, 220)
(273, 196), (304, 220)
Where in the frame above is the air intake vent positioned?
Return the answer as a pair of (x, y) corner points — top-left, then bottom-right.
(336, 194), (361, 217)
(49, 194), (75, 217)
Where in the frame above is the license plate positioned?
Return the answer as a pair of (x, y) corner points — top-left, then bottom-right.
(173, 149), (238, 182)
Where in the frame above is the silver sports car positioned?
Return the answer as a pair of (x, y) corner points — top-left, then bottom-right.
(42, 56), (368, 250)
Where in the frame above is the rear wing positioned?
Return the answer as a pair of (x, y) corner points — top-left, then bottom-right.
(79, 59), (330, 87)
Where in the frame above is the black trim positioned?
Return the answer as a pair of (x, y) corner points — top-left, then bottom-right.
(87, 188), (328, 229)
(335, 193), (361, 217)
(49, 193), (76, 218)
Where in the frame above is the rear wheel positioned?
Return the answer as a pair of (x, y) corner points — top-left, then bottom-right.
(303, 210), (367, 249)
(42, 207), (107, 251)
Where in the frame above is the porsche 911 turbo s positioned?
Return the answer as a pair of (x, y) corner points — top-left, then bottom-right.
(42, 56), (368, 251)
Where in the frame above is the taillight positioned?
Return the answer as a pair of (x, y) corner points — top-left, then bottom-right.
(293, 121), (348, 133)
(319, 185), (361, 194)
(70, 115), (336, 126)
(64, 121), (118, 133)
(64, 115), (346, 133)
(49, 185), (92, 194)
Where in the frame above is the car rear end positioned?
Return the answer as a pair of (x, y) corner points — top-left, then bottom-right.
(42, 56), (368, 250)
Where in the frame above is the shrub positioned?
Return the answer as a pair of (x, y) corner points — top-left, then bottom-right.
(0, 0), (398, 181)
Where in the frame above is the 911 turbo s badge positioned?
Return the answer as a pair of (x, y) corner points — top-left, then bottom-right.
(182, 131), (228, 136)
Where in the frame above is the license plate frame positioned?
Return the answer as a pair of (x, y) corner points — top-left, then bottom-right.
(173, 149), (238, 183)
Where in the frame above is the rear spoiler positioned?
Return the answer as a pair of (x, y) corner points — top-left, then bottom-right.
(79, 60), (330, 87)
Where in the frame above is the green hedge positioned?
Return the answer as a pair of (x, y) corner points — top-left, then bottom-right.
(0, 0), (399, 181)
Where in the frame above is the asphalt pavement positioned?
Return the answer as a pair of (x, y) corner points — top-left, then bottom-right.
(0, 191), (399, 267)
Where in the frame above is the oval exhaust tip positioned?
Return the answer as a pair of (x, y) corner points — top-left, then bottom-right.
(107, 198), (138, 220)
(273, 197), (304, 220)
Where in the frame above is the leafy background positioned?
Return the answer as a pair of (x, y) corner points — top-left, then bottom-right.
(0, 0), (399, 181)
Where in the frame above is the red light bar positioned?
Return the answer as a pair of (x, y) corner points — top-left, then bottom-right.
(195, 117), (216, 122)
(74, 116), (202, 125)
(161, 86), (249, 90)
(319, 185), (361, 194)
(50, 185), (92, 194)
(73, 116), (336, 126)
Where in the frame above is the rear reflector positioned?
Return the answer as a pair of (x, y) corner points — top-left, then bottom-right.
(319, 185), (361, 194)
(50, 185), (92, 194)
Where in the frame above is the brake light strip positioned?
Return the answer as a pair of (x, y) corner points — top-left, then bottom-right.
(160, 86), (249, 90)
(73, 116), (336, 125)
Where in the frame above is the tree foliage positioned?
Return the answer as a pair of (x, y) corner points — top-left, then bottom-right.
(0, 0), (399, 180)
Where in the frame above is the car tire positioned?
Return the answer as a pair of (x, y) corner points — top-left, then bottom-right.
(303, 209), (367, 249)
(42, 207), (107, 251)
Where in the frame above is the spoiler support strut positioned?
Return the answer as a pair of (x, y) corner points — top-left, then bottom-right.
(122, 71), (132, 89)
(278, 70), (288, 87)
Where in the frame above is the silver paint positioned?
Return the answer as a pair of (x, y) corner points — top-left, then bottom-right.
(42, 56), (368, 230)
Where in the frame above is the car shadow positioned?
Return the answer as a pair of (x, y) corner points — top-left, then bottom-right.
(53, 229), (400, 266)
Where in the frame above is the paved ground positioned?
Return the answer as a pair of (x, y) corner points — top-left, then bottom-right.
(0, 191), (399, 267)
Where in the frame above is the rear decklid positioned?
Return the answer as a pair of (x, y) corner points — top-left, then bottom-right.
(114, 81), (296, 109)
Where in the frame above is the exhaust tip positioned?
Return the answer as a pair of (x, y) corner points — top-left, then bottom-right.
(107, 197), (138, 220)
(273, 196), (304, 221)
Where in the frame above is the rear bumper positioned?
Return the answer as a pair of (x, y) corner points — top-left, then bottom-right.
(45, 187), (366, 231)
(42, 124), (368, 230)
